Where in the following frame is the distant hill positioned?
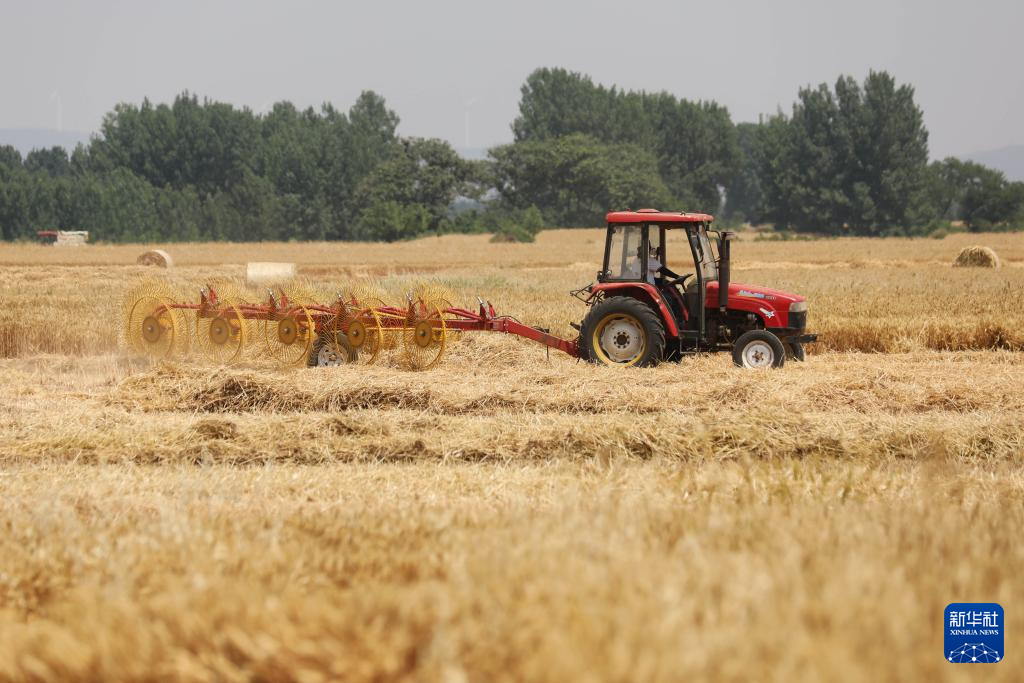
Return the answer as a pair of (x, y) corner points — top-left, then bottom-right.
(961, 144), (1024, 182)
(0, 128), (93, 156)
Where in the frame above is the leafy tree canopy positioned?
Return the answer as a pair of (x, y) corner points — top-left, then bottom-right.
(513, 68), (738, 213)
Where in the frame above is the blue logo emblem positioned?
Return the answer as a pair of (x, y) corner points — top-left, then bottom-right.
(945, 603), (1003, 663)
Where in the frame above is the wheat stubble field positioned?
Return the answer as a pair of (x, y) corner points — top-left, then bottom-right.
(1, 229), (1023, 681)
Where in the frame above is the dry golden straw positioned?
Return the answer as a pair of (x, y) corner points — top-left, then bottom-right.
(0, 229), (1022, 681)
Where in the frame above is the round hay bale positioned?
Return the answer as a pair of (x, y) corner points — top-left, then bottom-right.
(246, 262), (297, 286)
(136, 249), (173, 268)
(953, 246), (1000, 269)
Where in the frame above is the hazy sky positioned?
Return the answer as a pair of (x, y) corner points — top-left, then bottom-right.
(2, 0), (1020, 158)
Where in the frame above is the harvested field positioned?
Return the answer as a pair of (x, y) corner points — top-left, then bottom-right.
(3, 230), (1024, 359)
(0, 230), (1022, 681)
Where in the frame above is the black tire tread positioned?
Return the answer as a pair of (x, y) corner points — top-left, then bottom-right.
(580, 296), (666, 367)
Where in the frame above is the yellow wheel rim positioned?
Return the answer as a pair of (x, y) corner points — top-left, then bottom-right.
(141, 315), (163, 344)
(591, 313), (646, 366)
(413, 320), (433, 348)
(277, 317), (298, 345)
(209, 317), (231, 345)
(347, 319), (367, 349)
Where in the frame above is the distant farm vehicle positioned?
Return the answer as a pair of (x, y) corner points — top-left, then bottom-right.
(122, 209), (816, 370)
(37, 230), (89, 246)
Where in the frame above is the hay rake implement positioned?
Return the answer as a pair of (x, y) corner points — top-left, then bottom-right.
(121, 282), (578, 370)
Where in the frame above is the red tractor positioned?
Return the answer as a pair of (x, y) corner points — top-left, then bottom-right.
(574, 209), (817, 368)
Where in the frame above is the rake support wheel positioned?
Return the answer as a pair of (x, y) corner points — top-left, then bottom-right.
(308, 333), (357, 367)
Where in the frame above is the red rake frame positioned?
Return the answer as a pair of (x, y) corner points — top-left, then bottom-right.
(143, 286), (581, 365)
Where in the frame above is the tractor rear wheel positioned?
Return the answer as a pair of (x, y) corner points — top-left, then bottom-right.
(580, 296), (666, 367)
(732, 330), (785, 369)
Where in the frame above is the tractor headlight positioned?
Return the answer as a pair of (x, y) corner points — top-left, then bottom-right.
(789, 301), (808, 313)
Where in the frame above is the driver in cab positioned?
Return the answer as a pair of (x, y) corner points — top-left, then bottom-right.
(646, 243), (688, 321)
(646, 243), (680, 286)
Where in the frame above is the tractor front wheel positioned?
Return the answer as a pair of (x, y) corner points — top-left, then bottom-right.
(580, 296), (666, 367)
(732, 330), (786, 369)
(784, 341), (805, 362)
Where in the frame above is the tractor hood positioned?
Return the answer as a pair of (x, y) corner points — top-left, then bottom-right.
(704, 282), (806, 328)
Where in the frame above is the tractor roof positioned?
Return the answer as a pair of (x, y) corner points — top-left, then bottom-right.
(606, 209), (714, 225)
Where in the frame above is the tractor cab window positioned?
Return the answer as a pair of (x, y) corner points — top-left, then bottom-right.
(646, 228), (663, 283)
(648, 228), (662, 262)
(605, 224), (642, 280)
(689, 225), (719, 282)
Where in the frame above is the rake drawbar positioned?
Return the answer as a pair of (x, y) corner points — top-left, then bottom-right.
(436, 300), (580, 358)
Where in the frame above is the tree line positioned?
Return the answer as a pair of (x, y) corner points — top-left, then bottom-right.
(0, 92), (481, 242)
(0, 68), (1021, 242)
(502, 68), (1024, 236)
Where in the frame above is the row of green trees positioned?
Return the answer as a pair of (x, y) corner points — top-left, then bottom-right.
(0, 92), (480, 242)
(502, 68), (1024, 236)
(0, 69), (1022, 242)
(723, 73), (1024, 233)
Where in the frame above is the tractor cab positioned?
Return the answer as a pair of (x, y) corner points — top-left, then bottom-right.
(578, 208), (816, 368)
(600, 212), (719, 287)
(597, 209), (728, 335)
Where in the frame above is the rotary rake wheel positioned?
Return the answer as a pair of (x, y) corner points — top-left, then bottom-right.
(368, 297), (405, 356)
(401, 298), (447, 370)
(344, 301), (385, 365)
(431, 297), (462, 345)
(196, 299), (250, 365)
(262, 304), (315, 367)
(280, 282), (326, 309)
(408, 283), (460, 350)
(122, 283), (188, 360)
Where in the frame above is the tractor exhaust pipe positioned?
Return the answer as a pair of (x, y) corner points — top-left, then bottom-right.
(718, 231), (733, 311)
